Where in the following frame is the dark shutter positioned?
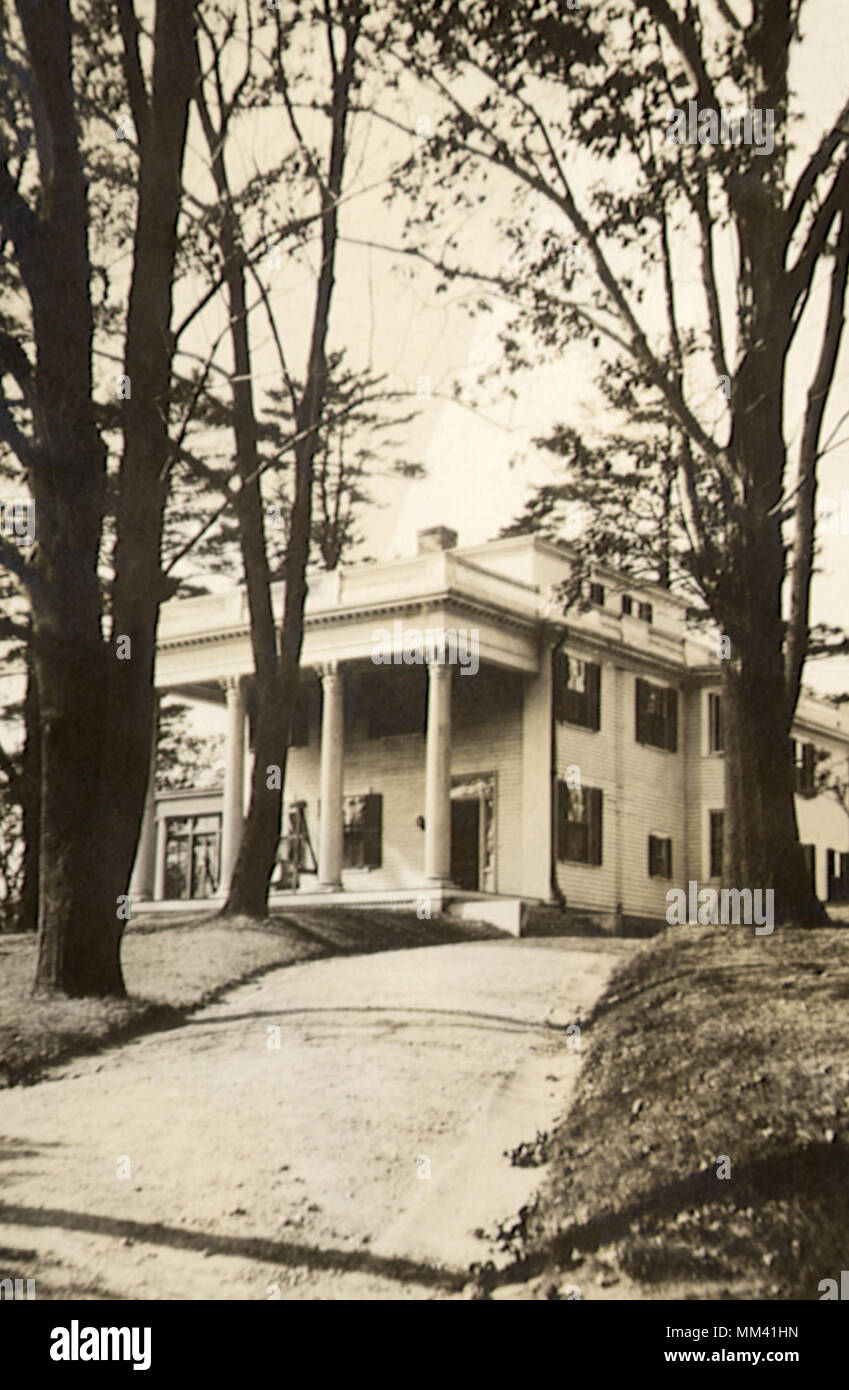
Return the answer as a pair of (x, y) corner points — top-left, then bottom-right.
(635, 679), (647, 743)
(586, 662), (601, 731)
(587, 787), (603, 865)
(708, 692), (723, 753)
(556, 779), (569, 861)
(363, 793), (382, 868)
(666, 687), (678, 752)
(802, 743), (816, 795)
(554, 652), (568, 724)
(710, 810), (724, 878)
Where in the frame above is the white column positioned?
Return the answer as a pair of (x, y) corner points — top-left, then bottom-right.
(317, 664), (344, 890)
(153, 815), (167, 902)
(129, 695), (159, 901)
(220, 676), (247, 895)
(425, 660), (453, 884)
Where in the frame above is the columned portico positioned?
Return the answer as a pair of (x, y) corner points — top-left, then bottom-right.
(317, 663), (344, 890)
(424, 659), (453, 885)
(129, 695), (159, 901)
(220, 675), (247, 895)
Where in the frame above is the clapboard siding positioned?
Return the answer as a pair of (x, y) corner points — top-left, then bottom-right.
(554, 657), (686, 917)
(285, 665), (524, 894)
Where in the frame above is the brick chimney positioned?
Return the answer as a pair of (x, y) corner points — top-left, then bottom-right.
(417, 525), (458, 554)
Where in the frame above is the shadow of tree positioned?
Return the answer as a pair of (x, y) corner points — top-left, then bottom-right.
(0, 1202), (467, 1292)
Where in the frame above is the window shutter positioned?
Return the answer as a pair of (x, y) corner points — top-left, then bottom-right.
(587, 788), (603, 865)
(666, 688), (678, 752)
(556, 780), (569, 860)
(363, 793), (382, 869)
(802, 743), (816, 794)
(635, 679), (646, 743)
(553, 651), (568, 724)
(710, 810), (724, 878)
(587, 662), (601, 731)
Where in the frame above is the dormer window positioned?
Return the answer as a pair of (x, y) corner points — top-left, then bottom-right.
(621, 594), (634, 616)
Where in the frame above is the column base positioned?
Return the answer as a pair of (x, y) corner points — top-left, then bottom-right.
(315, 880), (343, 893)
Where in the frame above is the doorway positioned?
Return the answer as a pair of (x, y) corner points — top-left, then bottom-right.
(451, 799), (480, 890)
(450, 772), (496, 891)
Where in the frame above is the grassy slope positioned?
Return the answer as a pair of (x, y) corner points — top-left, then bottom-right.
(494, 923), (849, 1301)
(0, 908), (500, 1090)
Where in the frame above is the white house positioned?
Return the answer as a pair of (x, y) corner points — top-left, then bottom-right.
(129, 526), (849, 933)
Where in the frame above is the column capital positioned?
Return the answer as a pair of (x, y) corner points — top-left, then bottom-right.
(221, 674), (245, 699)
(315, 661), (342, 682)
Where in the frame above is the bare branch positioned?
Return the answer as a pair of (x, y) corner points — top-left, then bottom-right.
(785, 210), (849, 711)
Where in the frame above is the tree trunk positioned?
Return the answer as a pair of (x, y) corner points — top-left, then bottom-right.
(217, 9), (359, 918)
(223, 674), (291, 919)
(28, 0), (199, 996)
(34, 633), (128, 994)
(722, 612), (828, 927)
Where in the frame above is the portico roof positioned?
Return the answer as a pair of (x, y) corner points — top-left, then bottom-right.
(155, 544), (549, 689)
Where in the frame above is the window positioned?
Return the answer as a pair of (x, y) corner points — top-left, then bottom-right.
(827, 850), (849, 903)
(555, 654), (601, 731)
(707, 692), (724, 753)
(343, 793), (382, 869)
(635, 678), (678, 752)
(164, 814), (221, 899)
(638, 601), (654, 624)
(365, 670), (428, 739)
(648, 834), (673, 879)
(588, 582), (606, 607)
(709, 810), (724, 879)
(792, 740), (817, 796)
(801, 842), (816, 889)
(621, 594), (634, 616)
(556, 782), (603, 865)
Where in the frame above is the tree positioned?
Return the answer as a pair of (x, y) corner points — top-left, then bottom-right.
(0, 0), (200, 994)
(155, 699), (225, 794)
(177, 0), (364, 919)
(377, 0), (849, 922)
(262, 354), (424, 571)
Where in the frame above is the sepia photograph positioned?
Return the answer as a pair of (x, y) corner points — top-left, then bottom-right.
(0, 0), (847, 1363)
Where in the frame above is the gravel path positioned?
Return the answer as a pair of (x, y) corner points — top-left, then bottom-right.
(0, 937), (628, 1300)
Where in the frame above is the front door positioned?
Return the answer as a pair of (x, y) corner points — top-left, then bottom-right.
(451, 799), (480, 890)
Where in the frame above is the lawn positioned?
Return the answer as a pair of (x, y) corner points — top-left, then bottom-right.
(0, 907), (500, 1090)
(486, 922), (849, 1301)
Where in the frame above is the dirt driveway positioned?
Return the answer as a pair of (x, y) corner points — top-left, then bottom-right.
(0, 936), (629, 1300)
